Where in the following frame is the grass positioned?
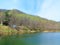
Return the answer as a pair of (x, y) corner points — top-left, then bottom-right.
(0, 25), (17, 36)
(0, 25), (37, 36)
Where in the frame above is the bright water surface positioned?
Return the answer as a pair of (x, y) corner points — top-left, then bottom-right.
(0, 33), (60, 45)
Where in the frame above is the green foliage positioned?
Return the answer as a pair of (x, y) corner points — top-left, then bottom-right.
(0, 9), (60, 33)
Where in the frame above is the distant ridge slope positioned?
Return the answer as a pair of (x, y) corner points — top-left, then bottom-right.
(0, 9), (60, 32)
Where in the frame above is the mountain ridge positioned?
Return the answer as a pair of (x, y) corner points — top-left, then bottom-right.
(0, 9), (60, 32)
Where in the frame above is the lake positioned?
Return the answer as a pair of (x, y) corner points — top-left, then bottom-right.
(0, 32), (60, 45)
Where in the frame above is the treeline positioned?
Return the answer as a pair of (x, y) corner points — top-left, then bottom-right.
(0, 9), (60, 32)
(0, 9), (44, 31)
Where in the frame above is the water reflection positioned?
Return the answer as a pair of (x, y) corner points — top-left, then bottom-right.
(0, 33), (60, 45)
(0, 33), (40, 45)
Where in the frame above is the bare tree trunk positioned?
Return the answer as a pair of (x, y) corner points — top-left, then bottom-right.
(0, 21), (3, 25)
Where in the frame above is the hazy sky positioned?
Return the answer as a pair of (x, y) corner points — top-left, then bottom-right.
(0, 0), (60, 21)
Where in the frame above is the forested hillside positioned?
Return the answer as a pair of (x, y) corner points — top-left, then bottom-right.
(0, 9), (60, 33)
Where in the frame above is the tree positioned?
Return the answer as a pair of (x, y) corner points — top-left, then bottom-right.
(0, 12), (5, 25)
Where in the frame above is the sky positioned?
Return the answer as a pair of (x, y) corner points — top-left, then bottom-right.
(0, 0), (60, 21)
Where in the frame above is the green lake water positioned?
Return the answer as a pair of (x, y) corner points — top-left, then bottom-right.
(0, 33), (60, 45)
